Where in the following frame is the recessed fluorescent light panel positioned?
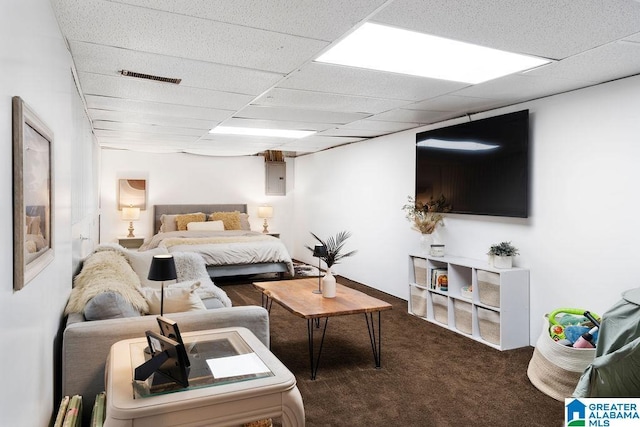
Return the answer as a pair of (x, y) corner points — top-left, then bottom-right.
(417, 138), (499, 151)
(209, 126), (315, 139)
(316, 23), (551, 84)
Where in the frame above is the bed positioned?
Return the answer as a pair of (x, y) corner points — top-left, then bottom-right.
(139, 204), (293, 279)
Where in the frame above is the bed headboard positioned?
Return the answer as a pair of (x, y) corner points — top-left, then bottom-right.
(153, 204), (247, 234)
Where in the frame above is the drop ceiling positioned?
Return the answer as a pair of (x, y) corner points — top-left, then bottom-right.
(51, 0), (640, 157)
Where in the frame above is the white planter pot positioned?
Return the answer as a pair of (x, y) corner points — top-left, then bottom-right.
(493, 255), (513, 269)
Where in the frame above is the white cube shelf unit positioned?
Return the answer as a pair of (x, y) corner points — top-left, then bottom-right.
(408, 253), (530, 350)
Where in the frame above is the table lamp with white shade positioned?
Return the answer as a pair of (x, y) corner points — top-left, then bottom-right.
(257, 206), (273, 233)
(122, 206), (140, 237)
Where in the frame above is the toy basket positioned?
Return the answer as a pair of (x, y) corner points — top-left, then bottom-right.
(527, 315), (596, 401)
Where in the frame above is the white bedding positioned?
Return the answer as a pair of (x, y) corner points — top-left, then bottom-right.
(139, 230), (294, 275)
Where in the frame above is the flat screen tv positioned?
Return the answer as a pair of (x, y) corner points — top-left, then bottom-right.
(415, 110), (530, 218)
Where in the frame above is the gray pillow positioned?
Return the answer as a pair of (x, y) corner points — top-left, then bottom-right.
(84, 292), (142, 320)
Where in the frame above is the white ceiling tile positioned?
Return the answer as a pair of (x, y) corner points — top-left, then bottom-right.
(93, 129), (198, 143)
(92, 120), (207, 136)
(235, 105), (370, 124)
(280, 62), (468, 101)
(53, 0), (328, 73)
(253, 88), (411, 114)
(70, 41), (284, 95)
(407, 95), (504, 113)
(454, 74), (594, 102)
(85, 96), (232, 121)
(112, 0), (389, 41)
(199, 133), (296, 146)
(372, 0), (640, 59)
(524, 41), (640, 83)
(318, 128), (389, 137)
(220, 117), (336, 132)
(79, 72), (254, 110)
(88, 109), (218, 129)
(339, 119), (423, 132)
(370, 109), (458, 124)
(277, 136), (364, 151)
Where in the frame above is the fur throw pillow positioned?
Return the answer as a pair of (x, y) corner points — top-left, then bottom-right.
(65, 250), (149, 315)
(173, 252), (233, 307)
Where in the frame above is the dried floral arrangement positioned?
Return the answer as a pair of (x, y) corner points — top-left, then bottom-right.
(402, 195), (451, 234)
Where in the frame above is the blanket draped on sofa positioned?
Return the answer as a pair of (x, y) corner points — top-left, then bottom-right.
(64, 250), (149, 314)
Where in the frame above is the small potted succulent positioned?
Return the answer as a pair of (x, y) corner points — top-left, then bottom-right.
(487, 241), (519, 269)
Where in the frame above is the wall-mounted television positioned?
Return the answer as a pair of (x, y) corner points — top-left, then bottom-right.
(415, 110), (529, 218)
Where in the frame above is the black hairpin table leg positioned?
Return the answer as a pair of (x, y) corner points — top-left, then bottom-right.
(307, 317), (329, 380)
(364, 311), (382, 368)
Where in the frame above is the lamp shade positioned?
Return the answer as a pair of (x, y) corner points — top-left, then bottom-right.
(313, 244), (328, 258)
(257, 206), (274, 219)
(122, 206), (140, 221)
(148, 255), (177, 281)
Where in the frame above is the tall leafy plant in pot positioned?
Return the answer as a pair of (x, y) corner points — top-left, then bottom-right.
(305, 231), (357, 298)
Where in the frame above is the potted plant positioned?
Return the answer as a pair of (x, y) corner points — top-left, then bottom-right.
(487, 241), (519, 268)
(402, 195), (451, 252)
(306, 231), (357, 298)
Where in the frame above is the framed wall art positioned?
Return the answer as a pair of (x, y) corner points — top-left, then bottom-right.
(12, 96), (54, 291)
(118, 179), (146, 210)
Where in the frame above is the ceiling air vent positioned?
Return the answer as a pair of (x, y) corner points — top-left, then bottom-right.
(119, 70), (181, 84)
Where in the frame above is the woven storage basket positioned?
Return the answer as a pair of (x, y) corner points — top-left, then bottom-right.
(454, 299), (472, 334)
(409, 285), (428, 317)
(413, 258), (427, 286)
(477, 307), (500, 344)
(477, 270), (500, 308)
(527, 316), (596, 401)
(432, 293), (448, 325)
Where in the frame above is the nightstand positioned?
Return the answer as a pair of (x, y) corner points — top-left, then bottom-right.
(265, 232), (280, 238)
(118, 236), (144, 249)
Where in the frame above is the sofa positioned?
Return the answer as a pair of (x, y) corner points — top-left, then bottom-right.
(61, 244), (270, 424)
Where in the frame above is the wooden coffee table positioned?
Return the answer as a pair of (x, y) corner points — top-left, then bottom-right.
(253, 278), (392, 380)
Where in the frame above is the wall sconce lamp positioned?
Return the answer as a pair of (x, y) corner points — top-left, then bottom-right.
(122, 206), (140, 237)
(257, 206), (274, 233)
(148, 254), (177, 316)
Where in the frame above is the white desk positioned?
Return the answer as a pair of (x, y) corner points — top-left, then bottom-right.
(104, 327), (304, 427)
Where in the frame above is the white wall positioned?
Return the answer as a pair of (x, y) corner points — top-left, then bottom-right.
(294, 74), (640, 345)
(100, 151), (296, 250)
(0, 0), (95, 425)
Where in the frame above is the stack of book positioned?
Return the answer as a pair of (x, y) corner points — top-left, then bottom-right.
(54, 392), (105, 427)
(430, 268), (448, 291)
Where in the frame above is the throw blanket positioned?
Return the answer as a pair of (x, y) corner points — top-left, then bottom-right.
(140, 230), (295, 276)
(65, 250), (149, 315)
(94, 243), (232, 307)
(160, 235), (274, 248)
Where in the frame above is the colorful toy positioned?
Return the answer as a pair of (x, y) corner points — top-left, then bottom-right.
(548, 308), (600, 342)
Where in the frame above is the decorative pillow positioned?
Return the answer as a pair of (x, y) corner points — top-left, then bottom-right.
(210, 211), (241, 230)
(84, 291), (142, 320)
(124, 247), (170, 288)
(175, 213), (206, 231)
(159, 214), (179, 233)
(140, 282), (207, 314)
(187, 220), (225, 231)
(239, 213), (251, 231)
